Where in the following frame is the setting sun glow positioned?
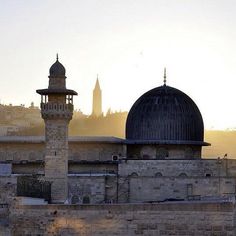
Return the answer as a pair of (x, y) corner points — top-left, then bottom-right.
(0, 0), (236, 129)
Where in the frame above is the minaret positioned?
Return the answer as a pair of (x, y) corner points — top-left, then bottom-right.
(92, 75), (102, 116)
(36, 55), (77, 203)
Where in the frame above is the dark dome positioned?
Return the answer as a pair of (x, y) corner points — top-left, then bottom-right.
(126, 85), (204, 144)
(49, 59), (66, 78)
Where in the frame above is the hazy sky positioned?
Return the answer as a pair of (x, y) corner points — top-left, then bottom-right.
(1, 0), (236, 129)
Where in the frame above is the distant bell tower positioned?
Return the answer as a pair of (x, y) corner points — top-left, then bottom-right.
(36, 55), (77, 203)
(92, 75), (102, 116)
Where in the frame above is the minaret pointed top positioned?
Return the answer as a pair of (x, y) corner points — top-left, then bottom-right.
(163, 67), (167, 86)
(56, 53), (59, 61)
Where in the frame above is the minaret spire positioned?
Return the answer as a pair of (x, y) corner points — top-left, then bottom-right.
(163, 67), (167, 86)
(56, 53), (59, 61)
(95, 74), (101, 90)
(92, 75), (102, 116)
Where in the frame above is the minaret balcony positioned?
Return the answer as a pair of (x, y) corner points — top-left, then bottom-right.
(41, 102), (74, 119)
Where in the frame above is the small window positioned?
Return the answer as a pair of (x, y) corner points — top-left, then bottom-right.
(179, 173), (187, 177)
(156, 148), (168, 159)
(71, 195), (79, 204)
(130, 172), (138, 177)
(82, 196), (90, 204)
(187, 184), (193, 196)
(205, 173), (211, 177)
(155, 172), (163, 177)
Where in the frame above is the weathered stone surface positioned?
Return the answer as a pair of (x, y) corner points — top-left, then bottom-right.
(9, 202), (236, 236)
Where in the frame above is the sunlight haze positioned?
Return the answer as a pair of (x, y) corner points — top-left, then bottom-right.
(1, 0), (236, 129)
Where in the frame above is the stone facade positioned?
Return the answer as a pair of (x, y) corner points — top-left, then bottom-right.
(0, 177), (16, 205)
(3, 152), (236, 205)
(0, 58), (235, 235)
(119, 159), (231, 177)
(9, 202), (236, 236)
(117, 159), (236, 203)
(69, 176), (105, 204)
(0, 138), (125, 163)
(44, 119), (70, 203)
(127, 144), (202, 159)
(37, 57), (77, 203)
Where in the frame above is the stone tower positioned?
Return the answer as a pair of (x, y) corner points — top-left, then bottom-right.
(36, 55), (77, 203)
(92, 76), (102, 116)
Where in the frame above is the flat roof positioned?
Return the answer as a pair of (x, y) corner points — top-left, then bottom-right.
(0, 136), (210, 146)
(0, 136), (125, 144)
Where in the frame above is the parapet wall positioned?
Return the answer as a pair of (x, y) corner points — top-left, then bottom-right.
(10, 202), (236, 236)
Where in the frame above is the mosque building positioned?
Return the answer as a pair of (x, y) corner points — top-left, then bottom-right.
(0, 56), (236, 206)
(1, 56), (236, 235)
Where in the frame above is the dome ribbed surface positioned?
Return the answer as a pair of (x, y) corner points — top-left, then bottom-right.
(126, 85), (204, 142)
(49, 60), (66, 78)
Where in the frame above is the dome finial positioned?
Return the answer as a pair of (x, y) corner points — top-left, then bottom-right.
(56, 53), (59, 61)
(163, 67), (167, 86)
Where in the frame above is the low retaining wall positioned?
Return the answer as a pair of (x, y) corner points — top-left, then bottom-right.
(9, 202), (236, 236)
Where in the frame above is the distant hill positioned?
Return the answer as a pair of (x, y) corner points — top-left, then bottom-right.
(69, 111), (128, 137)
(15, 109), (236, 158)
(203, 130), (236, 158)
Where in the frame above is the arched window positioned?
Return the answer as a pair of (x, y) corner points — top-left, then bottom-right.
(156, 148), (168, 159)
(141, 146), (156, 159)
(130, 172), (138, 177)
(82, 196), (90, 204)
(71, 195), (79, 204)
(155, 172), (163, 177)
(205, 170), (213, 177)
(179, 173), (187, 177)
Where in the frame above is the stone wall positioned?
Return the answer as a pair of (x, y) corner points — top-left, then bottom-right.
(68, 176), (105, 204)
(128, 177), (236, 203)
(69, 163), (117, 174)
(10, 202), (236, 236)
(0, 177), (17, 205)
(68, 175), (117, 204)
(69, 143), (126, 161)
(0, 205), (10, 236)
(0, 142), (125, 163)
(127, 144), (201, 159)
(119, 159), (234, 177)
(0, 143), (44, 162)
(0, 177), (16, 236)
(118, 160), (236, 203)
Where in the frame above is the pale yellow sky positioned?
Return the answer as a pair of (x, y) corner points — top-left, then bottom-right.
(0, 0), (236, 129)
